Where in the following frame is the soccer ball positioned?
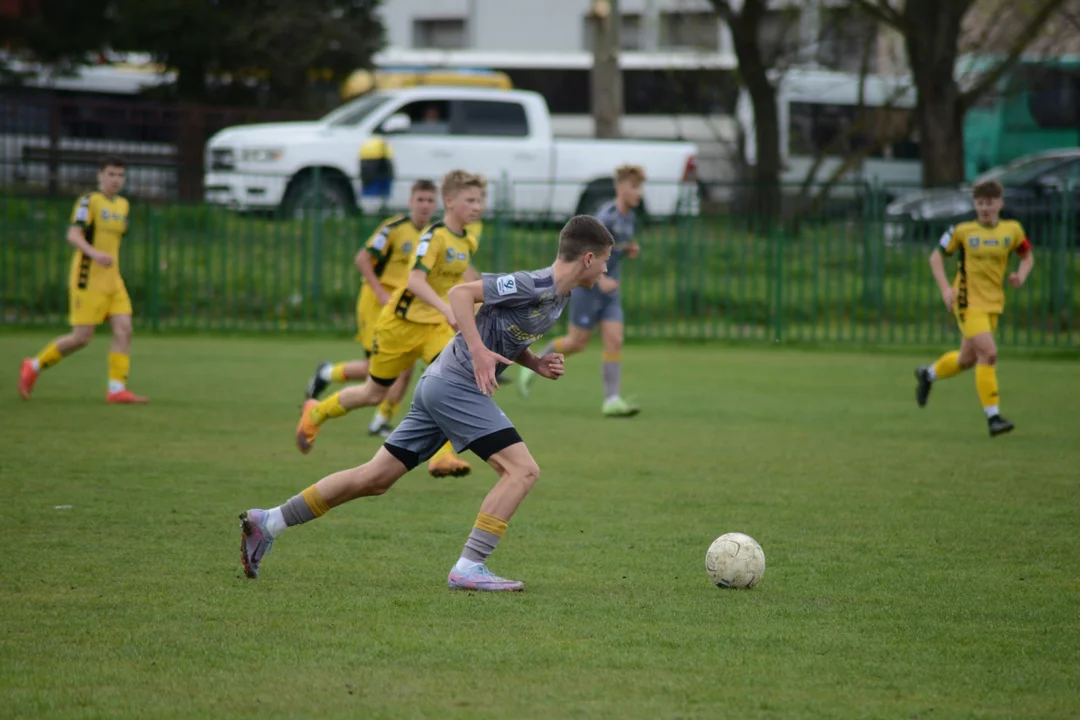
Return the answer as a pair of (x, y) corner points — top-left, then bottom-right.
(705, 532), (765, 589)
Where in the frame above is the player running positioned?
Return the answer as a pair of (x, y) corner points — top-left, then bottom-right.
(304, 179), (438, 437)
(914, 179), (1034, 436)
(294, 169), (482, 478)
(518, 164), (644, 417)
(238, 215), (614, 590)
(18, 155), (148, 404)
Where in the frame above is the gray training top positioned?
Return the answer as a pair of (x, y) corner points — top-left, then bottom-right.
(429, 266), (571, 385)
(595, 200), (636, 281)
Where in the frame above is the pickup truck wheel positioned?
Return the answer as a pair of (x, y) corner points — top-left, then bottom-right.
(578, 189), (616, 217)
(281, 175), (353, 220)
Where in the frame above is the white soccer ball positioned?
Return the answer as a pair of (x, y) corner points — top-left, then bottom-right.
(705, 532), (765, 589)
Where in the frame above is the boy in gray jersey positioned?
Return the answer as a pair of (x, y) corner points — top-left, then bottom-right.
(519, 164), (644, 417)
(237, 216), (614, 591)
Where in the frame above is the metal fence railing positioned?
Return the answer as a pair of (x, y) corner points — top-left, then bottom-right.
(2, 174), (1077, 348)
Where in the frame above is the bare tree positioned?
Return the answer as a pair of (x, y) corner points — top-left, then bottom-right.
(856, 0), (1071, 186)
(589, 0), (623, 139)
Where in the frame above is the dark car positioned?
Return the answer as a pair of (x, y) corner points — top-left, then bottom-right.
(884, 149), (1080, 246)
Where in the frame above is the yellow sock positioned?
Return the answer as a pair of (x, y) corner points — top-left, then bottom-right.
(330, 362), (349, 383)
(553, 337), (567, 354)
(602, 351), (621, 363)
(108, 352), (130, 389)
(474, 512), (508, 538)
(377, 399), (400, 421)
(311, 392), (349, 426)
(932, 351), (962, 380)
(976, 364), (1000, 411)
(300, 485), (330, 518)
(35, 342), (64, 371)
(430, 441), (455, 463)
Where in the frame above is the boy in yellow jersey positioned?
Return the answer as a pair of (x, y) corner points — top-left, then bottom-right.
(304, 180), (438, 437)
(915, 180), (1034, 436)
(18, 155), (148, 404)
(295, 169), (484, 478)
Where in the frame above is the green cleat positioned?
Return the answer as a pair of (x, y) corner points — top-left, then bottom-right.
(602, 396), (640, 418)
(518, 365), (537, 398)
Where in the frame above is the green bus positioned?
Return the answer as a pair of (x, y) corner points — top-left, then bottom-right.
(963, 55), (1080, 180)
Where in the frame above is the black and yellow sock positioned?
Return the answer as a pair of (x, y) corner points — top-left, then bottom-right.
(108, 352), (130, 391)
(931, 351), (963, 380)
(330, 363), (349, 383)
(976, 363), (1000, 415)
(34, 342), (64, 371)
(461, 512), (508, 564)
(311, 392), (348, 426)
(429, 441), (456, 463)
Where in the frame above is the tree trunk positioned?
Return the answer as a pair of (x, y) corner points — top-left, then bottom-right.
(590, 0), (623, 139)
(901, 0), (968, 186)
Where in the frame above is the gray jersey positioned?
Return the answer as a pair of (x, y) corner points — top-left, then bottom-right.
(429, 266), (570, 385)
(595, 200), (636, 281)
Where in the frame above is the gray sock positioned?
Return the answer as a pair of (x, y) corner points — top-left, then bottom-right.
(462, 528), (501, 563)
(539, 341), (556, 356)
(603, 360), (621, 400)
(280, 494), (316, 527)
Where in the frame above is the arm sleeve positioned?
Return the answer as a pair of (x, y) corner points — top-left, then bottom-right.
(481, 271), (538, 308)
(1012, 222), (1032, 257)
(938, 226), (961, 255)
(364, 221), (393, 259)
(71, 194), (93, 228)
(413, 229), (444, 273)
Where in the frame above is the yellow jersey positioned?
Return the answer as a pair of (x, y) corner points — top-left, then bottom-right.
(390, 221), (478, 324)
(939, 219), (1031, 314)
(363, 215), (424, 293)
(465, 220), (483, 243)
(69, 191), (128, 294)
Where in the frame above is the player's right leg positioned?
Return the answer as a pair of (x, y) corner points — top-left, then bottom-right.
(19, 323), (95, 400)
(105, 311), (148, 404)
(296, 377), (394, 453)
(969, 326), (1012, 436)
(306, 357), (370, 401)
(368, 364), (413, 437)
(599, 315), (638, 418)
(240, 446), (410, 578)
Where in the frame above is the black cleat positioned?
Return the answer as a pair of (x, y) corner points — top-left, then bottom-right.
(915, 366), (933, 407)
(988, 414), (1014, 437)
(306, 361), (332, 400)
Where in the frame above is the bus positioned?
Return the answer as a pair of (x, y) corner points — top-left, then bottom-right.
(962, 55), (1080, 180)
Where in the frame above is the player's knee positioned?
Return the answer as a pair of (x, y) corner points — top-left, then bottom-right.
(958, 354), (976, 369)
(603, 335), (623, 354)
(510, 459), (540, 491)
(113, 325), (132, 345)
(981, 350), (998, 366)
(69, 328), (94, 348)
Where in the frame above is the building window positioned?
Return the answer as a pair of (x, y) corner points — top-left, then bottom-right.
(583, 13), (643, 52)
(413, 18), (467, 49)
(659, 12), (719, 51)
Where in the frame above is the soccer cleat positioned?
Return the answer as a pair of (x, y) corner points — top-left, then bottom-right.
(448, 563), (524, 592)
(239, 509), (275, 579)
(107, 389), (149, 404)
(517, 366), (536, 398)
(914, 366), (933, 408)
(306, 361), (332, 400)
(295, 399), (321, 454)
(429, 454), (472, 478)
(602, 396), (640, 418)
(988, 414), (1015, 437)
(18, 359), (39, 400)
(368, 423), (393, 439)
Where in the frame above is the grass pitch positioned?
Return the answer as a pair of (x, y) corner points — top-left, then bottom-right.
(1, 333), (1078, 719)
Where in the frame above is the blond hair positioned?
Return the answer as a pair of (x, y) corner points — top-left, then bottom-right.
(614, 164), (646, 185)
(441, 169), (486, 199)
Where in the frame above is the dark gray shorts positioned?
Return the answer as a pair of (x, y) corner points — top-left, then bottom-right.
(384, 373), (517, 464)
(569, 286), (623, 330)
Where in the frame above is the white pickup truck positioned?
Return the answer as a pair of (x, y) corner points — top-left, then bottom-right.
(203, 87), (699, 219)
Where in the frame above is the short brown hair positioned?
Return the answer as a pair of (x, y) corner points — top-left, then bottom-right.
(411, 179), (437, 195)
(615, 164), (645, 185)
(973, 180), (1003, 200)
(99, 155), (125, 171)
(441, 169), (485, 198)
(558, 215), (614, 261)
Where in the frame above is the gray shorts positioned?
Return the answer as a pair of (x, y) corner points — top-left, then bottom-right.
(384, 373), (519, 467)
(569, 286), (623, 330)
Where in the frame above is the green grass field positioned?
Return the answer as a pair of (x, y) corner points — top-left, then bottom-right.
(1, 333), (1079, 719)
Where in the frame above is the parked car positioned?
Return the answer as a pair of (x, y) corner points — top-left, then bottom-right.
(884, 149), (1080, 246)
(203, 87), (700, 220)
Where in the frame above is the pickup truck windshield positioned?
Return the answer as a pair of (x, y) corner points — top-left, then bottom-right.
(322, 93), (392, 127)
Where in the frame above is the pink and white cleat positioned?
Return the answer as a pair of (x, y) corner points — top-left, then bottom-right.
(448, 563), (524, 592)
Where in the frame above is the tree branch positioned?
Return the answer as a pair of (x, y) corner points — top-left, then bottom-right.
(708, 0), (735, 23)
(958, 0), (1071, 111)
(851, 0), (904, 29)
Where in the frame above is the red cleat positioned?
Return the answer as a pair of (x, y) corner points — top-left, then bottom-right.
(18, 359), (39, 400)
(107, 389), (149, 404)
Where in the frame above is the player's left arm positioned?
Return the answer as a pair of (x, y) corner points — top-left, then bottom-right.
(1009, 227), (1034, 288)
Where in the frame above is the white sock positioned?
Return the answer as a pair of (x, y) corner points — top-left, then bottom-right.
(369, 412), (388, 431)
(604, 395), (619, 404)
(318, 364), (334, 382)
(265, 507), (287, 537)
(984, 405), (1000, 418)
(454, 556), (481, 572)
(926, 366), (937, 381)
(30, 358), (41, 372)
(108, 380), (125, 394)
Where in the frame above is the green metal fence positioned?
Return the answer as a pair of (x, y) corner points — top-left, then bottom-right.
(2, 179), (1077, 348)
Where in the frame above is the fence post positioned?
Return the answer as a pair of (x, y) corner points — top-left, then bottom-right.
(772, 218), (784, 343)
(311, 167), (324, 324)
(149, 208), (161, 332)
